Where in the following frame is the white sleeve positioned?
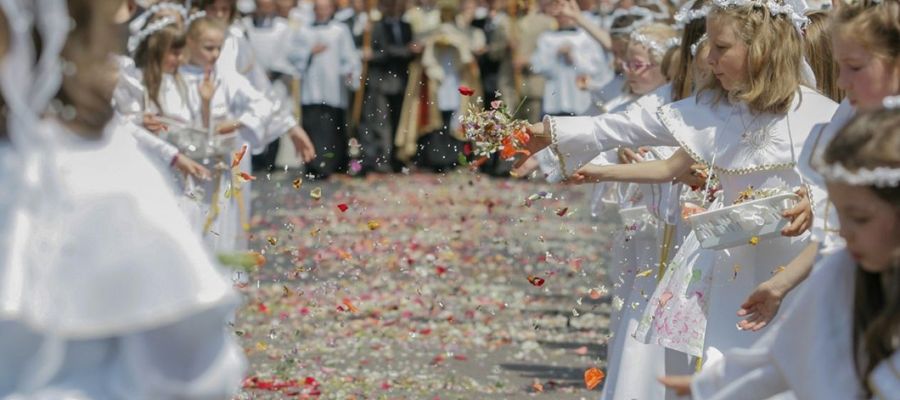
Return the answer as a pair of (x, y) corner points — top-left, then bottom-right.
(544, 99), (677, 177)
(868, 351), (900, 400)
(228, 74), (280, 151)
(131, 126), (179, 165)
(691, 348), (793, 400)
(529, 35), (556, 78)
(339, 25), (362, 90)
(111, 304), (247, 399)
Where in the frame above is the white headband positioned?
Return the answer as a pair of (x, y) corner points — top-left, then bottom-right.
(609, 7), (656, 34)
(186, 10), (207, 26)
(813, 95), (900, 188)
(630, 31), (681, 57)
(674, 0), (712, 28)
(711, 0), (810, 35)
(691, 32), (709, 56)
(127, 16), (178, 54)
(129, 2), (188, 35)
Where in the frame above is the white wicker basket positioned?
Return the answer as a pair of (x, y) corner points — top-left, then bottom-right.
(158, 117), (237, 162)
(619, 205), (659, 240)
(687, 193), (799, 250)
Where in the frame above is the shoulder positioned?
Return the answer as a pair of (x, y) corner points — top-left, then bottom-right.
(796, 86), (839, 115)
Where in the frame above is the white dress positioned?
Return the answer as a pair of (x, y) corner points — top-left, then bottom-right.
(633, 87), (838, 358)
(540, 87), (693, 399)
(797, 99), (855, 254)
(690, 249), (865, 399)
(0, 117), (245, 399)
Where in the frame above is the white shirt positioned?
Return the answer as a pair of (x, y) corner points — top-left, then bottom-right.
(301, 20), (361, 108)
(531, 28), (607, 115)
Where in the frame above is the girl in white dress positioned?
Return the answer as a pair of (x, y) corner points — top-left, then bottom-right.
(591, 22), (693, 400)
(735, 0), (900, 333)
(0, 0), (245, 397)
(662, 103), (900, 400)
(564, 0), (838, 362)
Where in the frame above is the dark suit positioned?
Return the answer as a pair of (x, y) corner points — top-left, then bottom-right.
(357, 17), (413, 172)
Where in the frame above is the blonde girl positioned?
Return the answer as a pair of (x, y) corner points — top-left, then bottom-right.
(565, 0), (838, 360)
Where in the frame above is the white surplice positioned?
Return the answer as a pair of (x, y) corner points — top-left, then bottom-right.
(0, 116), (245, 399)
(301, 19), (361, 108)
(530, 27), (607, 115)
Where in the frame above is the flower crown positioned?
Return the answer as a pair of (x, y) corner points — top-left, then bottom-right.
(127, 16), (178, 54)
(129, 2), (188, 35)
(813, 96), (900, 188)
(674, 0), (713, 28)
(609, 7), (656, 34)
(711, 0), (810, 35)
(630, 31), (681, 57)
(691, 33), (709, 56)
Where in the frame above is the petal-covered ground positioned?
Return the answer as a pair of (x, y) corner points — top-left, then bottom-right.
(234, 171), (618, 399)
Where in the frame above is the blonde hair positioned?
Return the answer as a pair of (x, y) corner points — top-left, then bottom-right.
(832, 0), (900, 62)
(824, 108), (900, 396)
(629, 23), (679, 64)
(804, 10), (843, 102)
(187, 15), (227, 40)
(700, 2), (804, 114)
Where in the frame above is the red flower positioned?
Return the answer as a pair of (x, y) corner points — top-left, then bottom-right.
(337, 203), (349, 212)
(458, 85), (475, 96)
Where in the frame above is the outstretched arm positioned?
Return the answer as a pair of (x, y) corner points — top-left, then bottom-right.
(556, 0), (612, 50)
(568, 148), (695, 184)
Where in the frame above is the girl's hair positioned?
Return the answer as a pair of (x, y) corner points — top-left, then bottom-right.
(134, 26), (187, 112)
(630, 23), (679, 63)
(824, 108), (900, 395)
(661, 45), (680, 81)
(197, 0), (238, 22)
(700, 1), (805, 114)
(670, 0), (708, 101)
(187, 15), (227, 40)
(609, 13), (645, 38)
(804, 10), (843, 102)
(831, 0), (900, 62)
(56, 0), (125, 137)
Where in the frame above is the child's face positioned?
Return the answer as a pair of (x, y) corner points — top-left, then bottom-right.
(706, 16), (748, 93)
(205, 0), (234, 23)
(623, 44), (666, 95)
(162, 46), (183, 74)
(829, 182), (900, 272)
(187, 29), (224, 67)
(833, 31), (900, 111)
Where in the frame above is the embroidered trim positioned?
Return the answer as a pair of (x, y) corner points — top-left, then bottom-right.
(544, 115), (570, 177)
(657, 105), (796, 175)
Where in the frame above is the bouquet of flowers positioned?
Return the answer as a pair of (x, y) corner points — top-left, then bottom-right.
(457, 86), (532, 160)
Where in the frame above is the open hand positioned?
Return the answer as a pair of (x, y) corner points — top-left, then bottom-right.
(737, 280), (784, 331)
(172, 153), (211, 180)
(289, 126), (316, 163)
(142, 113), (168, 134)
(781, 186), (811, 236)
(658, 375), (693, 396)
